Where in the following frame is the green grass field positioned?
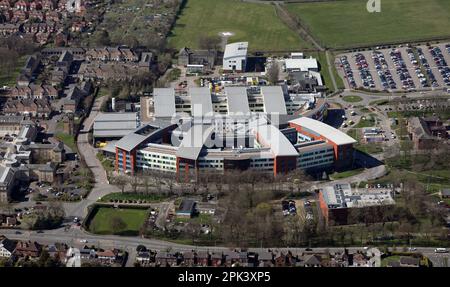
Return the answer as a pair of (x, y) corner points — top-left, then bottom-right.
(354, 114), (377, 128)
(55, 133), (77, 152)
(309, 51), (345, 91)
(286, 0), (450, 49)
(168, 0), (310, 51)
(0, 56), (27, 87)
(342, 95), (363, 103)
(329, 168), (364, 180)
(347, 128), (384, 154)
(88, 207), (148, 235)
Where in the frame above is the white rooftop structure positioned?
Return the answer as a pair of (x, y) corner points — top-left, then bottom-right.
(260, 86), (287, 115)
(223, 42), (248, 72)
(225, 86), (250, 114)
(93, 112), (139, 138)
(189, 87), (213, 117)
(176, 125), (214, 160)
(289, 117), (357, 145)
(153, 88), (176, 118)
(223, 42), (248, 59)
(253, 124), (298, 157)
(285, 57), (318, 72)
(290, 52), (304, 59)
(321, 183), (395, 209)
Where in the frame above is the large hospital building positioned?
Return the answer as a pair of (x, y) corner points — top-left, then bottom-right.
(107, 86), (356, 178)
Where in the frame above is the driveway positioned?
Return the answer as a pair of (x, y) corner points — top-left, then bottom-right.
(63, 96), (119, 219)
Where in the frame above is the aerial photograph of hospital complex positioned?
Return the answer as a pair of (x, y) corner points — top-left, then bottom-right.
(0, 0), (449, 270)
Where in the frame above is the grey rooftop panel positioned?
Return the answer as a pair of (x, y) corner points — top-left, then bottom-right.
(189, 87), (213, 117)
(261, 86), (287, 115)
(225, 86), (250, 114)
(154, 88), (176, 118)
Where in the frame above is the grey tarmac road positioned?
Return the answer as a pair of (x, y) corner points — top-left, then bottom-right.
(1, 228), (448, 266)
(63, 95), (120, 219)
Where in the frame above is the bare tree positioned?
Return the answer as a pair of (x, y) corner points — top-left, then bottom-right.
(131, 176), (139, 193)
(266, 61), (280, 84)
(113, 175), (128, 193)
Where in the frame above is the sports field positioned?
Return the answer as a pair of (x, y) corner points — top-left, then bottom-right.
(168, 0), (311, 51)
(286, 0), (450, 49)
(88, 207), (148, 235)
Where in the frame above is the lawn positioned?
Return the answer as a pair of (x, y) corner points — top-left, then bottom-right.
(0, 56), (27, 87)
(175, 213), (213, 224)
(382, 153), (450, 193)
(347, 129), (383, 154)
(168, 0), (310, 51)
(342, 95), (363, 103)
(96, 152), (114, 173)
(286, 0), (450, 49)
(387, 109), (450, 120)
(88, 206), (148, 235)
(329, 168), (364, 180)
(96, 87), (109, 99)
(309, 51), (345, 92)
(369, 99), (389, 106)
(55, 133), (77, 152)
(381, 255), (402, 267)
(354, 114), (377, 128)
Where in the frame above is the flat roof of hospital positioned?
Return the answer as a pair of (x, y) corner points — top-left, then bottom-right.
(261, 86), (287, 115)
(225, 86), (250, 114)
(189, 87), (213, 117)
(153, 88), (176, 118)
(253, 124), (298, 157)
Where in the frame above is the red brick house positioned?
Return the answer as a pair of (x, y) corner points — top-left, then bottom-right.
(14, 241), (42, 258)
(30, 1), (43, 10)
(42, 0), (55, 10)
(15, 0), (30, 11)
(0, 0), (11, 9)
(4, 98), (52, 118)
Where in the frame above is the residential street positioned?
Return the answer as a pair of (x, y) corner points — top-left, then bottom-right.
(1, 228), (448, 266)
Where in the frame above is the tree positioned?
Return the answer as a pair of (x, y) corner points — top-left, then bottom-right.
(123, 35), (139, 49)
(113, 176), (128, 193)
(111, 216), (127, 234)
(143, 177), (150, 195)
(157, 53), (173, 74)
(136, 245), (147, 252)
(93, 30), (111, 47)
(131, 176), (139, 193)
(266, 62), (280, 84)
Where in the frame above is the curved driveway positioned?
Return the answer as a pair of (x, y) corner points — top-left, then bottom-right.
(64, 96), (119, 219)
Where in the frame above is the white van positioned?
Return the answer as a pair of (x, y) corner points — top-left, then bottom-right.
(434, 248), (448, 253)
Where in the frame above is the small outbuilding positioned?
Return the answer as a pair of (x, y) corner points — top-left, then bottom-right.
(176, 199), (197, 218)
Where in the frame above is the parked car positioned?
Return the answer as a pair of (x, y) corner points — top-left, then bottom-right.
(434, 248), (448, 253)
